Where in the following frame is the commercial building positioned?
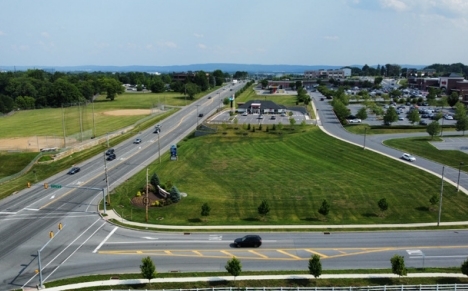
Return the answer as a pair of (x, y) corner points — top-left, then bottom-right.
(304, 68), (351, 79)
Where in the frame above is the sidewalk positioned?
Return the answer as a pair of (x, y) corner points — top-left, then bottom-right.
(103, 209), (468, 230)
(37, 273), (468, 291)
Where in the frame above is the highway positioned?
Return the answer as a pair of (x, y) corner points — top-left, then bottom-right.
(1, 84), (468, 290)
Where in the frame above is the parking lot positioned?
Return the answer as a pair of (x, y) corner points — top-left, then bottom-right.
(209, 110), (311, 125)
(347, 104), (458, 126)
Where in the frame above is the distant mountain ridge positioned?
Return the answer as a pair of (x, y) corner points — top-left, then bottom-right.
(0, 63), (428, 73)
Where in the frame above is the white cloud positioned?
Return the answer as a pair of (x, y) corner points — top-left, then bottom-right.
(197, 43), (207, 49)
(41, 31), (50, 38)
(323, 36), (339, 41)
(145, 44), (154, 50)
(11, 44), (29, 51)
(0, 30), (5, 36)
(193, 33), (204, 38)
(158, 41), (177, 48)
(380, 0), (407, 11)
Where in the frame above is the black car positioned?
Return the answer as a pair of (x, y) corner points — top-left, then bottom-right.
(67, 167), (81, 175)
(105, 149), (115, 156)
(154, 125), (161, 133)
(198, 113), (204, 117)
(233, 235), (262, 248)
(106, 153), (116, 161)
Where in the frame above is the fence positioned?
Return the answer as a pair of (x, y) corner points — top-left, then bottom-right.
(0, 152), (43, 185)
(103, 285), (468, 291)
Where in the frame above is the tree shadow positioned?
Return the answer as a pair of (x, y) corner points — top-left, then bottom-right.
(415, 206), (429, 211)
(301, 217), (320, 222)
(286, 278), (313, 287)
(208, 279), (229, 287)
(187, 218), (202, 223)
(242, 217), (260, 222)
(362, 212), (378, 218)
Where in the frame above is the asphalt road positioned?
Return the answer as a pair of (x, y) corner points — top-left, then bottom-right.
(1, 84), (468, 290)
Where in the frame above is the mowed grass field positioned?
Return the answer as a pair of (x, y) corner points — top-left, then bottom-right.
(112, 127), (468, 225)
(0, 152), (38, 179)
(0, 90), (215, 139)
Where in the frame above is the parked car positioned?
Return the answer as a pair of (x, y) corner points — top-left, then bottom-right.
(233, 235), (262, 248)
(105, 149), (115, 156)
(257, 115), (264, 119)
(320, 97), (324, 101)
(444, 115), (453, 120)
(106, 153), (116, 161)
(398, 116), (404, 121)
(67, 167), (81, 175)
(242, 112), (248, 116)
(401, 153), (416, 162)
(347, 119), (361, 124)
(270, 115), (276, 120)
(419, 120), (428, 125)
(133, 138), (142, 144)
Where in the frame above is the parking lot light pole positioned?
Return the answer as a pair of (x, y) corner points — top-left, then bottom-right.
(363, 127), (367, 150)
(457, 162), (464, 192)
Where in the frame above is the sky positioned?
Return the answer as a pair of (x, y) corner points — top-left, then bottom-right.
(0, 0), (467, 67)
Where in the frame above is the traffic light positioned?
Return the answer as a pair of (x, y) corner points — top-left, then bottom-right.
(27, 182), (31, 188)
(44, 183), (49, 189)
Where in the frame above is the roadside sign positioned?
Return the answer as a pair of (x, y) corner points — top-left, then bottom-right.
(51, 184), (62, 189)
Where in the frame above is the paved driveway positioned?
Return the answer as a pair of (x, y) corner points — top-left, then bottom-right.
(209, 110), (310, 125)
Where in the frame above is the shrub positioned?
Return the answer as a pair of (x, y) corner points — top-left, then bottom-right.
(136, 191), (142, 197)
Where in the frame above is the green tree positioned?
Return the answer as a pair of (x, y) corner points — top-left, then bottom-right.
(456, 116), (468, 135)
(169, 185), (181, 203)
(289, 117), (296, 127)
(258, 200), (270, 217)
(447, 92), (459, 107)
(150, 173), (160, 188)
(332, 99), (349, 123)
(185, 83), (199, 100)
(383, 107), (398, 124)
(390, 254), (407, 277)
(318, 199), (330, 217)
(462, 257), (468, 276)
(308, 254), (322, 278)
(201, 203), (211, 218)
(140, 256), (157, 281)
(356, 107), (368, 120)
(150, 78), (166, 93)
(378, 198), (388, 215)
(408, 109), (420, 125)
(426, 121), (441, 139)
(261, 79), (268, 89)
(454, 102), (467, 121)
(225, 257), (242, 278)
(374, 76), (383, 85)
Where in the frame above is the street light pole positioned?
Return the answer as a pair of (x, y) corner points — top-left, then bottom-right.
(196, 105), (200, 128)
(158, 132), (161, 164)
(104, 152), (110, 205)
(437, 165), (445, 226)
(363, 127), (367, 150)
(457, 162), (464, 192)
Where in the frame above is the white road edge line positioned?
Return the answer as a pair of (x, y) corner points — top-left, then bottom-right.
(22, 218), (102, 288)
(0, 211), (17, 214)
(44, 222), (107, 282)
(93, 226), (118, 253)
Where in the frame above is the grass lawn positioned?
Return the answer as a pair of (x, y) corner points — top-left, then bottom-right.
(111, 126), (468, 226)
(384, 136), (468, 172)
(0, 152), (39, 179)
(44, 268), (467, 290)
(345, 124), (456, 135)
(0, 89), (217, 139)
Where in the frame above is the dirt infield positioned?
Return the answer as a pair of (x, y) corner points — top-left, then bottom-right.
(0, 136), (65, 152)
(103, 109), (153, 116)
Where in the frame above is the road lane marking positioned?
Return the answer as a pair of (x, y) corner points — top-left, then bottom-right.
(142, 237), (158, 240)
(220, 250), (236, 257)
(50, 195), (55, 199)
(304, 249), (329, 258)
(248, 250), (268, 259)
(0, 211), (17, 214)
(93, 226), (118, 253)
(277, 250), (301, 260)
(23, 208), (39, 211)
(193, 251), (203, 256)
(164, 250), (172, 255)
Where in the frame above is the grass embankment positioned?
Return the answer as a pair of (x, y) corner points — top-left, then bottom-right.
(384, 136), (468, 172)
(345, 124), (456, 135)
(110, 126), (468, 226)
(0, 110), (175, 200)
(44, 268), (468, 290)
(0, 152), (38, 179)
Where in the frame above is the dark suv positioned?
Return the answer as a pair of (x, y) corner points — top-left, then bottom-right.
(105, 149), (115, 156)
(233, 235), (262, 248)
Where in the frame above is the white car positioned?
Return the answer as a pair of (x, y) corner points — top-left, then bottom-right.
(401, 153), (416, 162)
(444, 115), (453, 120)
(347, 119), (361, 124)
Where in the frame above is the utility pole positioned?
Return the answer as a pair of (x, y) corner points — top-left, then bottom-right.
(437, 165), (445, 226)
(92, 101), (96, 138)
(158, 132), (161, 164)
(79, 102), (83, 142)
(363, 127), (367, 150)
(61, 104), (66, 148)
(196, 104), (200, 128)
(457, 162), (464, 192)
(146, 168), (149, 222)
(104, 152), (110, 205)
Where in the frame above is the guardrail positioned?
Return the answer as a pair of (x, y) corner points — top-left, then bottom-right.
(105, 285), (468, 291)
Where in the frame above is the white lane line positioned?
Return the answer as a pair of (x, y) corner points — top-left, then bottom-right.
(50, 195), (55, 199)
(0, 211), (17, 214)
(23, 208), (39, 211)
(93, 226), (118, 253)
(44, 222), (107, 282)
(22, 218), (103, 288)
